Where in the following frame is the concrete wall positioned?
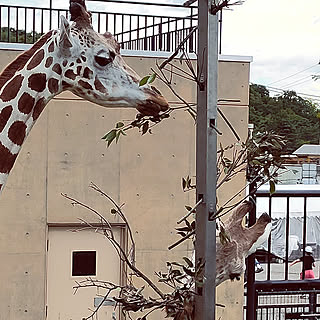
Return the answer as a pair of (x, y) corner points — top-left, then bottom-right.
(0, 48), (251, 319)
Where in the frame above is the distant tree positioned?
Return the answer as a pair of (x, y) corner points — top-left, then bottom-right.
(249, 84), (320, 154)
(1, 27), (42, 44)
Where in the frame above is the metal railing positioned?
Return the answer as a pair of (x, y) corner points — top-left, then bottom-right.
(245, 186), (320, 320)
(0, 1), (198, 52)
(248, 281), (320, 320)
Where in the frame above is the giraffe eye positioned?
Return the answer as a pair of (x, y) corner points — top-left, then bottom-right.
(94, 56), (112, 67)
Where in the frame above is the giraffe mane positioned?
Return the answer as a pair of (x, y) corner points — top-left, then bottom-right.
(0, 30), (53, 90)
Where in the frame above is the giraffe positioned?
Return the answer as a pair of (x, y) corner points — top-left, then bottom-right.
(0, 1), (168, 194)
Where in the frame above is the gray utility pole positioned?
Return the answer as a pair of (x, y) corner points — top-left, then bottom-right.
(195, 0), (219, 319)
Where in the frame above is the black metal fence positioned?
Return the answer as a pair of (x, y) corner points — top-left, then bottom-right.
(0, 0), (198, 52)
(252, 281), (320, 320)
(246, 187), (320, 320)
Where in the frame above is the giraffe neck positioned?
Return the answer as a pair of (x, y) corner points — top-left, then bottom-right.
(0, 30), (66, 193)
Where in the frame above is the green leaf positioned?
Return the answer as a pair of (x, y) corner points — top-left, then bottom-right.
(147, 73), (156, 84)
(269, 180), (276, 195)
(116, 131), (121, 143)
(116, 122), (124, 128)
(105, 129), (117, 147)
(139, 75), (149, 87)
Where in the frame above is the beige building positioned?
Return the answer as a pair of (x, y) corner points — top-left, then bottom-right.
(0, 43), (251, 320)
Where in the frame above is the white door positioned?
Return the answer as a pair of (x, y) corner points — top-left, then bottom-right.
(47, 226), (123, 320)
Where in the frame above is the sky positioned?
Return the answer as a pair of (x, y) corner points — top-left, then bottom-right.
(3, 0), (320, 102)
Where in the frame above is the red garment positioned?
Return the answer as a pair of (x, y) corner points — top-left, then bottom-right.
(300, 270), (315, 279)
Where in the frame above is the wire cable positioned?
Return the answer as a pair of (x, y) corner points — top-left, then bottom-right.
(267, 63), (320, 86)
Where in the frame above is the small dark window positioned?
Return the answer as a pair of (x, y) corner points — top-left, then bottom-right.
(72, 251), (96, 276)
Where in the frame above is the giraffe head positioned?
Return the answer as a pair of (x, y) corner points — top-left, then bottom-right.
(56, 2), (168, 116)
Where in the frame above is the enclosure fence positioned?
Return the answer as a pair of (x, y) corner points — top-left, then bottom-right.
(0, 0), (199, 52)
(245, 187), (320, 320)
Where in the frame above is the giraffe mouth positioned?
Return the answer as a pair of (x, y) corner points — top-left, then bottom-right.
(137, 87), (169, 116)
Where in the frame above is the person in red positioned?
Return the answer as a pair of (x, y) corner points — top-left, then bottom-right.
(290, 246), (315, 279)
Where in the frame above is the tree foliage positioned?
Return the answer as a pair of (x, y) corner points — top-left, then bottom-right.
(1, 27), (43, 44)
(249, 84), (320, 154)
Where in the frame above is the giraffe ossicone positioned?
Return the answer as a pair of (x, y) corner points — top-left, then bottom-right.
(0, 4), (168, 194)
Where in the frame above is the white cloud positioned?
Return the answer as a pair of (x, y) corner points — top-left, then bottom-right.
(222, 0), (320, 98)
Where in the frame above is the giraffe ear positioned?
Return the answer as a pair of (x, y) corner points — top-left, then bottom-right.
(59, 16), (73, 56)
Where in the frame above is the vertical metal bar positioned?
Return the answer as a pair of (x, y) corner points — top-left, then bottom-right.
(159, 18), (162, 51)
(137, 15), (139, 46)
(267, 196), (272, 280)
(129, 15), (132, 46)
(310, 292), (316, 314)
(57, 10), (60, 30)
(195, 0), (218, 319)
(24, 7), (27, 43)
(247, 185), (257, 320)
(121, 14), (124, 44)
(0, 6), (2, 42)
(285, 196), (290, 280)
(302, 196), (307, 280)
(49, 0), (52, 30)
(16, 7), (18, 43)
(41, 9), (44, 36)
(98, 13), (101, 34)
(144, 15), (147, 39)
(32, 8), (35, 43)
(7, 6), (10, 42)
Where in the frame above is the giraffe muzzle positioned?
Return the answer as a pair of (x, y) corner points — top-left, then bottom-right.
(138, 87), (169, 116)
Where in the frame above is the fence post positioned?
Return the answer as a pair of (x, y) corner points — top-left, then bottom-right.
(247, 182), (257, 320)
(49, 0), (53, 30)
(309, 291), (316, 314)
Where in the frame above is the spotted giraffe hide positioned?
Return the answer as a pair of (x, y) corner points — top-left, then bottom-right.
(216, 201), (271, 286)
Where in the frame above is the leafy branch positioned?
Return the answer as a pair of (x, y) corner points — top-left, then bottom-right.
(63, 184), (207, 319)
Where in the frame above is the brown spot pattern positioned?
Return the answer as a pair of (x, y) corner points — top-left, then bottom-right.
(76, 58), (81, 63)
(76, 66), (82, 75)
(0, 75), (23, 102)
(0, 30), (53, 89)
(45, 57), (53, 68)
(81, 55), (87, 62)
(0, 142), (17, 173)
(62, 81), (71, 90)
(83, 67), (93, 79)
(48, 78), (59, 94)
(65, 70), (77, 80)
(32, 98), (45, 121)
(8, 121), (27, 146)
(27, 49), (44, 70)
(0, 105), (13, 133)
(62, 60), (68, 67)
(48, 41), (55, 53)
(52, 63), (62, 75)
(28, 73), (46, 92)
(18, 93), (35, 115)
(78, 80), (93, 90)
(94, 77), (106, 93)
